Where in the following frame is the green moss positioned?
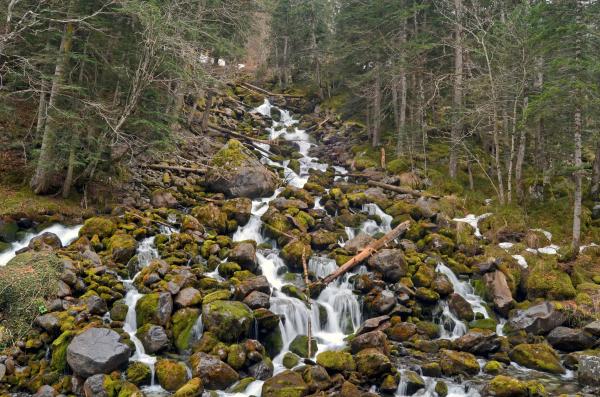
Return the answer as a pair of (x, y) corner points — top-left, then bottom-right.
(468, 318), (497, 332)
(51, 330), (74, 372)
(211, 139), (248, 169)
(483, 360), (503, 375)
(386, 158), (410, 174)
(135, 293), (163, 327)
(191, 204), (228, 233)
(126, 362), (151, 386)
(172, 308), (200, 352)
(202, 290), (232, 304)
(526, 259), (576, 300)
(80, 217), (116, 239)
(509, 343), (564, 374)
(485, 375), (527, 397)
(316, 350), (356, 372)
(289, 335), (317, 358)
(227, 344), (247, 370)
(281, 240), (312, 270)
(156, 359), (189, 391)
(282, 352), (300, 369)
(173, 378), (203, 397)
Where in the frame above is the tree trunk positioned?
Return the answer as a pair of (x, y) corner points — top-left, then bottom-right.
(515, 96), (528, 201)
(591, 141), (600, 201)
(449, 0), (463, 179)
(30, 15), (74, 194)
(62, 132), (78, 198)
(573, 107), (583, 250)
(372, 66), (382, 147)
(396, 14), (408, 157)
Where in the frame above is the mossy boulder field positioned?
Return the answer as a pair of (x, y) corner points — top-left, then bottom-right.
(0, 85), (599, 397)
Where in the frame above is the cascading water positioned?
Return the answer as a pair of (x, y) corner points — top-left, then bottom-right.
(435, 263), (491, 339)
(120, 228), (174, 392)
(0, 223), (83, 266)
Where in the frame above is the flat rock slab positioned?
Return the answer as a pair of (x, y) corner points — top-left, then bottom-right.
(67, 328), (131, 378)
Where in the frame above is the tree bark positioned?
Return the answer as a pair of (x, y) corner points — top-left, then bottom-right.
(30, 12), (74, 194)
(449, 0), (463, 179)
(372, 66), (382, 147)
(515, 96), (528, 201)
(573, 107), (583, 250)
(396, 12), (408, 157)
(591, 141), (600, 201)
(317, 220), (411, 286)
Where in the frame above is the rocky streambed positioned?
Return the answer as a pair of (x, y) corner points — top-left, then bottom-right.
(0, 93), (599, 397)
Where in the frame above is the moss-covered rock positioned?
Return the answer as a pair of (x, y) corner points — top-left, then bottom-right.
(439, 349), (479, 376)
(172, 308), (200, 352)
(283, 352), (300, 369)
(526, 262), (576, 300)
(509, 343), (564, 374)
(355, 348), (391, 377)
(222, 198), (252, 226)
(136, 292), (173, 327)
(191, 204), (228, 233)
(80, 217), (116, 239)
(289, 335), (317, 358)
(126, 361), (152, 386)
(50, 330), (74, 372)
(262, 370), (308, 397)
(173, 378), (204, 397)
(202, 300), (254, 342)
(315, 350), (356, 372)
(108, 233), (137, 263)
(281, 240), (312, 271)
(205, 139), (278, 198)
(156, 359), (189, 391)
(483, 360), (503, 375)
(483, 375), (528, 397)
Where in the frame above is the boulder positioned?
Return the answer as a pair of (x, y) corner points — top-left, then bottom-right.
(367, 249), (407, 282)
(509, 343), (564, 374)
(28, 232), (62, 251)
(262, 370), (308, 397)
(243, 291), (271, 309)
(83, 374), (112, 397)
(175, 287), (202, 308)
(151, 189), (178, 208)
(108, 233), (138, 263)
(402, 371), (426, 395)
(222, 198), (252, 226)
(387, 322), (417, 342)
(303, 365), (331, 393)
(507, 301), (566, 335)
(546, 327), (595, 352)
(136, 292), (173, 327)
(229, 242), (257, 271)
(248, 358), (274, 380)
(448, 293), (474, 321)
(453, 329), (501, 355)
(483, 375), (528, 397)
(350, 330), (388, 354)
(289, 335), (317, 358)
(86, 295), (108, 315)
(344, 233), (374, 254)
(316, 351), (356, 372)
(439, 349), (479, 376)
(66, 328), (131, 378)
(578, 354), (600, 387)
(137, 324), (169, 353)
(355, 348), (391, 377)
(191, 204), (228, 233)
(205, 139), (278, 198)
(173, 378), (204, 397)
(583, 320), (600, 336)
(79, 217), (116, 239)
(310, 230), (339, 250)
(190, 352), (239, 390)
(202, 300), (254, 342)
(281, 240), (312, 271)
(483, 270), (514, 316)
(156, 359), (189, 391)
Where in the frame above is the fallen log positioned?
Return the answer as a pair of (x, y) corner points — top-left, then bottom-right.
(148, 164), (206, 174)
(367, 180), (440, 199)
(241, 82), (304, 98)
(316, 220), (411, 286)
(207, 122), (273, 145)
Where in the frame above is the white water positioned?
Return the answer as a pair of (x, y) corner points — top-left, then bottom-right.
(0, 223), (83, 266)
(122, 236), (162, 386)
(436, 263), (491, 339)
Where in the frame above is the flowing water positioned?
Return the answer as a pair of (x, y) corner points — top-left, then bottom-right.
(0, 223), (83, 266)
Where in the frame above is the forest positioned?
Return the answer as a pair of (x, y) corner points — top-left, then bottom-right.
(1, 1), (600, 397)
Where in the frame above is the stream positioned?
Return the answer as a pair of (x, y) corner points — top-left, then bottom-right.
(0, 100), (583, 396)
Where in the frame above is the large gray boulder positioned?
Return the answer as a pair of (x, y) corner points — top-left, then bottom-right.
(67, 328), (131, 378)
(546, 327), (595, 351)
(205, 139), (278, 198)
(367, 249), (407, 282)
(136, 324), (169, 354)
(508, 301), (566, 335)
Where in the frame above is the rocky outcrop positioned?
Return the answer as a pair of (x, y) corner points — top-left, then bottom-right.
(482, 270), (514, 316)
(507, 301), (566, 335)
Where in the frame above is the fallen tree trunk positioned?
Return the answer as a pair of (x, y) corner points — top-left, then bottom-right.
(148, 164), (206, 174)
(317, 220), (411, 286)
(207, 122), (273, 145)
(367, 180), (440, 199)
